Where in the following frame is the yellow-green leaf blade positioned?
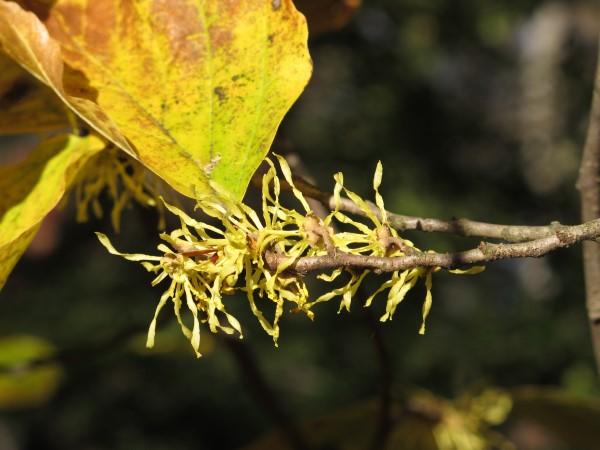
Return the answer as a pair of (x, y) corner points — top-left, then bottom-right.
(0, 0), (312, 200)
(45, 0), (312, 200)
(0, 134), (104, 289)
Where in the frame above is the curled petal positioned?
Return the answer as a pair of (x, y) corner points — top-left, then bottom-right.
(419, 271), (433, 335)
(274, 154), (312, 213)
(448, 266), (486, 275)
(184, 282), (202, 357)
(96, 233), (162, 264)
(146, 288), (171, 348)
(372, 161), (388, 224)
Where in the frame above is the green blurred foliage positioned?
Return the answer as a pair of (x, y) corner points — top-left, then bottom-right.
(1, 0), (600, 449)
(0, 335), (62, 409)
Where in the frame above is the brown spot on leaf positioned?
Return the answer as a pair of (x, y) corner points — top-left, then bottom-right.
(150, 0), (205, 64)
(82, 0), (116, 58)
(272, 0), (281, 11)
(213, 86), (226, 103)
(209, 25), (233, 49)
(50, 3), (84, 37)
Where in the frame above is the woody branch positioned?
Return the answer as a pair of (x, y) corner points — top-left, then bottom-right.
(263, 216), (600, 274)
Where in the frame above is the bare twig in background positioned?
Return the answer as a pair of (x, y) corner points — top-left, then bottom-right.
(223, 337), (310, 450)
(361, 304), (393, 450)
(264, 217), (600, 274)
(577, 40), (600, 374)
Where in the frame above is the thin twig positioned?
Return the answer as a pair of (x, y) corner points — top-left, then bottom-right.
(290, 175), (560, 243)
(223, 337), (310, 450)
(577, 39), (600, 374)
(264, 217), (600, 274)
(361, 302), (393, 450)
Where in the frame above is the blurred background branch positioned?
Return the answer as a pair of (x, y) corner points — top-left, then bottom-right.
(223, 337), (311, 450)
(577, 35), (600, 375)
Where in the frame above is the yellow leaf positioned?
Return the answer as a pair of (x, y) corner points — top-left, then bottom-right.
(0, 134), (104, 289)
(0, 2), (132, 151)
(0, 0), (312, 200)
(0, 52), (70, 134)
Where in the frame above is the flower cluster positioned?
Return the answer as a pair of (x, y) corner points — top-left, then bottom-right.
(72, 146), (171, 231)
(98, 156), (483, 356)
(431, 388), (514, 450)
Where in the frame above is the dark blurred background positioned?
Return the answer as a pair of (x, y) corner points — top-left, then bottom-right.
(1, 1), (600, 449)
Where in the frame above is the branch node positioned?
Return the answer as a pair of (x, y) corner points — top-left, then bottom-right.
(551, 221), (576, 246)
(478, 241), (497, 258)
